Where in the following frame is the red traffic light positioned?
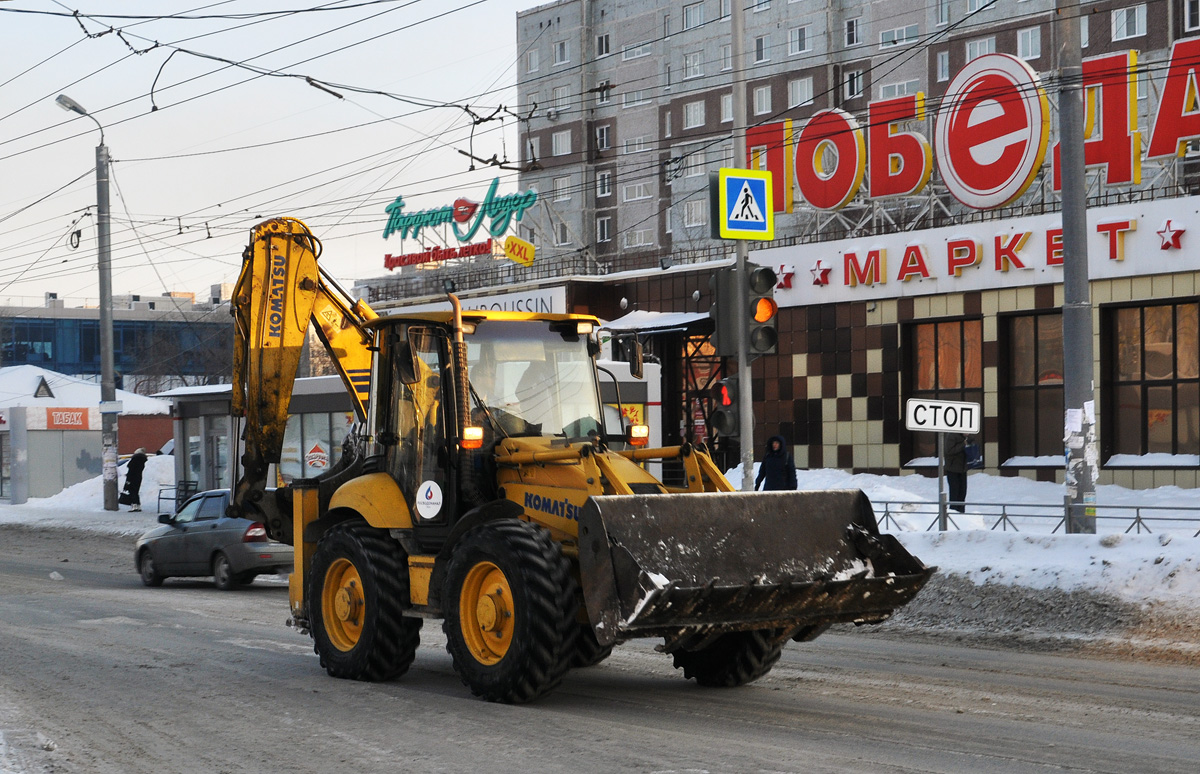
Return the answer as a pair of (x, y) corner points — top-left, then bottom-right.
(718, 382), (734, 407)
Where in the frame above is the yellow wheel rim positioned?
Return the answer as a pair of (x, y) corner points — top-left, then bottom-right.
(322, 557), (365, 652)
(459, 561), (514, 665)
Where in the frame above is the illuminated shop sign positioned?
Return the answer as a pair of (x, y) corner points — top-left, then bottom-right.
(382, 178), (538, 242)
(752, 44), (1200, 212)
(757, 196), (1200, 305)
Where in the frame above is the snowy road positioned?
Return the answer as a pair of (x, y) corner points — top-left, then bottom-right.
(1, 525), (1198, 774)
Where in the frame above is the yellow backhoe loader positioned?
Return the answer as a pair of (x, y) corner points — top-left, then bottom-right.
(230, 217), (933, 703)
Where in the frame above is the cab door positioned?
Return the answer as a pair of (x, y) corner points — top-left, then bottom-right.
(381, 325), (455, 549)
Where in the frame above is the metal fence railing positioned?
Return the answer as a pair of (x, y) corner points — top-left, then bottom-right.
(875, 500), (1200, 537)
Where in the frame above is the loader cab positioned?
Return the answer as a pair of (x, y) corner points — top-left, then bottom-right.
(374, 315), (604, 551)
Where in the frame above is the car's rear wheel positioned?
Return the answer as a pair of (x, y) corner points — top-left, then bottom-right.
(139, 550), (164, 587)
(212, 552), (239, 591)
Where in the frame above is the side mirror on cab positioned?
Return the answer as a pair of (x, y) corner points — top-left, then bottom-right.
(158, 514), (173, 525)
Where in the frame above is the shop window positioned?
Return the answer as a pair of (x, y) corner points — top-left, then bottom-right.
(1105, 302), (1200, 460)
(1004, 313), (1063, 459)
(907, 319), (983, 460)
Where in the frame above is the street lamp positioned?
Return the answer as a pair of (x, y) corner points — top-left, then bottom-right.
(56, 94), (119, 511)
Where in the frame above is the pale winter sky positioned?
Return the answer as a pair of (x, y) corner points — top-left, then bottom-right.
(0, 0), (537, 308)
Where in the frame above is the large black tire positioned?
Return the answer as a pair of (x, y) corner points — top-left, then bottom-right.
(138, 549), (164, 587)
(570, 622), (614, 668)
(671, 630), (784, 687)
(308, 520), (423, 681)
(442, 520), (578, 703)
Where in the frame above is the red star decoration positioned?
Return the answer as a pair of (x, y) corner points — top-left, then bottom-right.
(1158, 219), (1185, 250)
(810, 260), (831, 286)
(776, 265), (795, 289)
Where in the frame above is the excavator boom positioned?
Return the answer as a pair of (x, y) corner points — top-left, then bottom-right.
(229, 218), (374, 517)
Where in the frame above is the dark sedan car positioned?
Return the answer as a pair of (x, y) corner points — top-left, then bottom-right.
(134, 489), (291, 590)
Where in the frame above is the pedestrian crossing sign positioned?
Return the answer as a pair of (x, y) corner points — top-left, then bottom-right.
(714, 168), (774, 241)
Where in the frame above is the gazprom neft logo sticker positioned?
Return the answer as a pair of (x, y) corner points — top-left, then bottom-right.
(416, 480), (443, 519)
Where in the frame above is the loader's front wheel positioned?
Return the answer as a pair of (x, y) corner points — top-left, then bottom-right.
(671, 630), (783, 687)
(308, 519), (422, 681)
(570, 622), (614, 668)
(442, 520), (578, 703)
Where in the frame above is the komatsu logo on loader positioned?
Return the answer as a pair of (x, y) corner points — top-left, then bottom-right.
(524, 491), (582, 522)
(267, 250), (287, 338)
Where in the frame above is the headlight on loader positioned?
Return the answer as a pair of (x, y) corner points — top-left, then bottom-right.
(461, 426), (485, 450)
(626, 424), (650, 447)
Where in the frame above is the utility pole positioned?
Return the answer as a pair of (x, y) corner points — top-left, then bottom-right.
(57, 94), (119, 511)
(1057, 0), (1097, 533)
(730, 2), (755, 490)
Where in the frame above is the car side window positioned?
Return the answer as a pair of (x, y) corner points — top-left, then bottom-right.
(174, 498), (203, 524)
(196, 495), (224, 521)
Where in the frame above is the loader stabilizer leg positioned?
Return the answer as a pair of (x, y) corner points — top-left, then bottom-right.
(577, 490), (934, 648)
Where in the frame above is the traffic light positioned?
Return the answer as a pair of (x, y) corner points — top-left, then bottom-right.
(746, 263), (778, 356)
(711, 377), (739, 436)
(708, 267), (740, 357)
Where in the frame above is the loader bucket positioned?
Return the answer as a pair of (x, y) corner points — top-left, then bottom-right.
(576, 490), (933, 648)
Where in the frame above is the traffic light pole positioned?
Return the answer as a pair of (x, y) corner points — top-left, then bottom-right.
(731, 3), (754, 490)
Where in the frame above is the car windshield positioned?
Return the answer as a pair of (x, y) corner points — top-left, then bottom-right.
(466, 320), (601, 439)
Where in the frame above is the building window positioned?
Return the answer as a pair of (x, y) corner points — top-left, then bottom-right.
(788, 77), (813, 107)
(596, 81), (611, 105)
(684, 199), (707, 227)
(665, 110), (672, 137)
(937, 0), (950, 25)
(1188, 0), (1200, 31)
(845, 18), (861, 47)
(681, 146), (706, 177)
(880, 24), (919, 47)
(622, 90), (651, 108)
(623, 136), (648, 154)
(967, 0), (990, 11)
(664, 63), (672, 91)
(684, 51), (703, 79)
(597, 171), (612, 197)
(1004, 313), (1064, 459)
(623, 182), (651, 201)
(554, 222), (570, 246)
(525, 136), (540, 161)
(664, 12), (672, 38)
(527, 49), (539, 73)
(683, 2), (704, 30)
(752, 0), (771, 11)
(720, 0), (731, 19)
(754, 35), (770, 63)
(753, 84), (772, 114)
(721, 92), (733, 122)
(683, 100), (706, 129)
(879, 79), (919, 99)
(553, 175), (571, 201)
(624, 229), (653, 248)
(1112, 4), (1146, 40)
(1018, 27), (1041, 60)
(623, 42), (652, 60)
(789, 26), (810, 55)
(966, 36), (996, 61)
(596, 34), (610, 57)
(595, 125), (611, 151)
(596, 216), (612, 243)
(721, 44), (732, 70)
(1081, 15), (1089, 47)
(937, 51), (950, 82)
(909, 319), (984, 459)
(552, 85), (570, 112)
(844, 70), (863, 100)
(551, 130), (571, 156)
(1105, 302), (1200, 459)
(554, 40), (569, 65)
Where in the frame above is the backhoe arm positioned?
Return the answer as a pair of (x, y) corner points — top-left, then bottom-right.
(229, 217), (376, 518)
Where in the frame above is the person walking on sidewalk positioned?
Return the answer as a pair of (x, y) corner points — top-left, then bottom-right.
(755, 435), (797, 491)
(945, 433), (968, 513)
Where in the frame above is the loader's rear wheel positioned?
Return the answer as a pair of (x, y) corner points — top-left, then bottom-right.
(442, 520), (578, 703)
(308, 519), (422, 681)
(671, 630), (783, 687)
(570, 622), (614, 668)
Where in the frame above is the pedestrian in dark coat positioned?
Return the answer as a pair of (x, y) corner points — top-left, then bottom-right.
(945, 433), (968, 513)
(123, 448), (147, 512)
(754, 435), (797, 491)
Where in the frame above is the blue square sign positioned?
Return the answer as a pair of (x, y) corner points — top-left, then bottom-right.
(715, 168), (774, 240)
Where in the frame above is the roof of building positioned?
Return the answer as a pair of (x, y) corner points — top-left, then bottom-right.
(0, 365), (170, 414)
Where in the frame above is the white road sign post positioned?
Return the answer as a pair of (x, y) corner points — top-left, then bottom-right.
(905, 399), (981, 530)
